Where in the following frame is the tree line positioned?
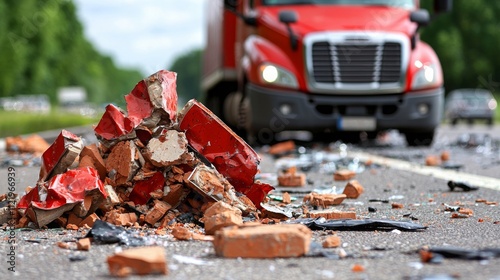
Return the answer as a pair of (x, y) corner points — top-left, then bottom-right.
(0, 0), (142, 105)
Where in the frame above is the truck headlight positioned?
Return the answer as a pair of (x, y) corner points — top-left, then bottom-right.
(411, 62), (439, 90)
(259, 64), (298, 89)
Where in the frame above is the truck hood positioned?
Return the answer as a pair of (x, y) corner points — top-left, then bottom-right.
(261, 5), (416, 37)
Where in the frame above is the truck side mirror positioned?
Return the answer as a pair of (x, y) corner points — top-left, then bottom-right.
(434, 0), (452, 13)
(410, 10), (430, 27)
(279, 10), (298, 24)
(279, 11), (298, 51)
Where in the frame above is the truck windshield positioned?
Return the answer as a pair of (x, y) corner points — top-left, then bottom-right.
(263, 0), (415, 9)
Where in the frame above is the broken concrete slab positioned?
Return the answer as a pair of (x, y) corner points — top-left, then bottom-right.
(144, 129), (194, 167)
(107, 246), (168, 277)
(213, 224), (312, 258)
(39, 130), (83, 182)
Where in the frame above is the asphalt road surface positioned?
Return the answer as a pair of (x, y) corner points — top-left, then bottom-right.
(1, 124), (500, 280)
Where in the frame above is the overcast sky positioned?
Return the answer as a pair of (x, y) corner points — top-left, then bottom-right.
(74, 0), (207, 76)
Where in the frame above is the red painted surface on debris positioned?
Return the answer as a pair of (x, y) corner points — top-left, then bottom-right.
(244, 182), (274, 209)
(154, 70), (178, 122)
(41, 130), (79, 178)
(125, 81), (152, 127)
(179, 100), (260, 192)
(129, 172), (165, 205)
(21, 167), (106, 210)
(94, 104), (134, 140)
(17, 187), (40, 209)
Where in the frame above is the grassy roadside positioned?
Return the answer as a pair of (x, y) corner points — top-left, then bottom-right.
(0, 110), (100, 138)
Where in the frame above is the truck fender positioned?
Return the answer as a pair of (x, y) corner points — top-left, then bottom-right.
(406, 41), (443, 92)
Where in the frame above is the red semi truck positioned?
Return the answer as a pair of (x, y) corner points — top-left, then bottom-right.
(202, 0), (451, 145)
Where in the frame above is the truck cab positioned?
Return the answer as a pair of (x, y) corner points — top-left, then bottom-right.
(202, 0), (452, 145)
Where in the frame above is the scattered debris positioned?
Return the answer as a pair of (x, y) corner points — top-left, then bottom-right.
(85, 220), (146, 246)
(342, 180), (364, 199)
(303, 193), (346, 207)
(334, 170), (356, 181)
(322, 235), (341, 248)
(268, 140), (296, 156)
(292, 218), (427, 231)
(107, 246), (168, 277)
(6, 134), (50, 154)
(306, 209), (357, 220)
(76, 238), (91, 251)
(420, 246), (500, 263)
(425, 155), (440, 166)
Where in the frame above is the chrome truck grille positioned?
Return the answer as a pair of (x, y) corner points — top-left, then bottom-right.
(304, 32), (409, 94)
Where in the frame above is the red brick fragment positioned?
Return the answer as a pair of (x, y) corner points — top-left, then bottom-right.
(351, 264), (365, 272)
(79, 213), (100, 228)
(458, 208), (474, 216)
(306, 209), (356, 220)
(282, 192), (291, 204)
(79, 144), (106, 180)
(6, 134), (49, 154)
(107, 246), (168, 277)
(268, 140), (295, 155)
(105, 141), (143, 186)
(145, 200), (171, 226)
(343, 180), (364, 199)
(278, 166), (306, 187)
(334, 170), (356, 181)
(203, 201), (243, 235)
(392, 203), (404, 209)
(440, 151), (450, 162)
(425, 155), (440, 166)
(104, 210), (138, 226)
(303, 193), (346, 208)
(322, 235), (341, 248)
(77, 238), (91, 251)
(213, 224), (312, 258)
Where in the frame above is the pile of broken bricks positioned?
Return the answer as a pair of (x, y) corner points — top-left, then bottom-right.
(2, 70), (424, 277)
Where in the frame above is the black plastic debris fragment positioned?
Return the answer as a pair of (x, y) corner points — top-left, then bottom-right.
(69, 255), (87, 262)
(290, 218), (427, 231)
(447, 181), (478, 192)
(403, 213), (419, 221)
(369, 199), (390, 203)
(368, 207), (377, 213)
(426, 247), (500, 261)
(403, 274), (459, 280)
(85, 220), (145, 246)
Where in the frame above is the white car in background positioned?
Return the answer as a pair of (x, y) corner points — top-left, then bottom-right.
(445, 88), (497, 125)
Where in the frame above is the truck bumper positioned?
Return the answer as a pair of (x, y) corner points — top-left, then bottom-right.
(247, 83), (443, 134)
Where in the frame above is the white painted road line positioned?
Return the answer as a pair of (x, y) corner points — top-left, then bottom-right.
(351, 151), (500, 192)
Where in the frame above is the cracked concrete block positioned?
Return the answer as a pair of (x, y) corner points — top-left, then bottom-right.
(213, 224), (312, 258)
(39, 130), (84, 182)
(107, 246), (168, 277)
(144, 129), (194, 167)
